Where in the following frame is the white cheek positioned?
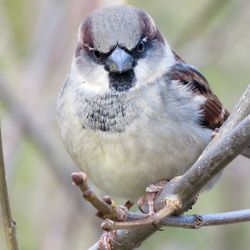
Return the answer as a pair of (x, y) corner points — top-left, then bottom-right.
(134, 57), (168, 89)
(71, 59), (110, 94)
(134, 59), (150, 84)
(134, 46), (176, 88)
(84, 66), (109, 92)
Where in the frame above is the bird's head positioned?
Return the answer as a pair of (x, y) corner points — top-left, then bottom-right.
(72, 5), (176, 93)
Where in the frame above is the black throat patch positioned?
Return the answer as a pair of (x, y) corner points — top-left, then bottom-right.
(109, 70), (136, 92)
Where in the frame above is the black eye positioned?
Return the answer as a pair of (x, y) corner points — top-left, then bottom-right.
(92, 50), (102, 60)
(137, 40), (145, 53)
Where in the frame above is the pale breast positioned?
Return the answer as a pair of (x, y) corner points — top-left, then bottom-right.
(57, 77), (212, 201)
(67, 117), (211, 201)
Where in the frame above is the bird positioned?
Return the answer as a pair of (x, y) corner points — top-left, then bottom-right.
(56, 5), (231, 204)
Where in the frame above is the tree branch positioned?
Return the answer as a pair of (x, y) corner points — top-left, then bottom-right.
(89, 84), (250, 249)
(161, 209), (250, 229)
(0, 121), (19, 250)
(126, 209), (250, 229)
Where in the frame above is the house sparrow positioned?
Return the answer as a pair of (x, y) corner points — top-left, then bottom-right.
(56, 5), (230, 202)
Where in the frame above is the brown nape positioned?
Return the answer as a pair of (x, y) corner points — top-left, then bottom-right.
(75, 18), (93, 57)
(137, 10), (164, 43)
(80, 17), (93, 47)
(154, 28), (165, 43)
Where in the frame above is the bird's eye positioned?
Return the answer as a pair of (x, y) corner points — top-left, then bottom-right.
(136, 40), (145, 53)
(92, 50), (102, 60)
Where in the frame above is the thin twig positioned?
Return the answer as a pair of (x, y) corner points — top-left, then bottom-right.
(0, 121), (19, 250)
(72, 172), (116, 219)
(126, 209), (250, 229)
(72, 172), (129, 221)
(162, 209), (250, 228)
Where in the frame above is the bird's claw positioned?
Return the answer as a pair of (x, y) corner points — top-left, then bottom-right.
(138, 180), (169, 215)
(98, 231), (117, 250)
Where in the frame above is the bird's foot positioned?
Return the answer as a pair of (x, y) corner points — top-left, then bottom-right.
(99, 175), (200, 231)
(102, 194), (182, 231)
(138, 180), (168, 215)
(98, 231), (117, 250)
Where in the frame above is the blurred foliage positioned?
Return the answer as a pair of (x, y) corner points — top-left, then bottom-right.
(3, 0), (28, 56)
(0, 0), (249, 250)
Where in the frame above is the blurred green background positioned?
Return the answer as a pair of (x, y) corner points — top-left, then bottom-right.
(0, 0), (249, 249)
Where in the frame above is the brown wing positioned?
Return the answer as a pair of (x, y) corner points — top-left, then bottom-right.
(167, 61), (229, 130)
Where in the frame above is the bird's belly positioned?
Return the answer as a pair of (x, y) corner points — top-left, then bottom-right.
(69, 123), (211, 201)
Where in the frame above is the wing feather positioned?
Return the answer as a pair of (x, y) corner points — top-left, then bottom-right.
(167, 61), (229, 130)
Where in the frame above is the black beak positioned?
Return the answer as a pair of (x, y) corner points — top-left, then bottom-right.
(105, 47), (134, 73)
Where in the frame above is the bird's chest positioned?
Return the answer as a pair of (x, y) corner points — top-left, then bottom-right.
(58, 85), (211, 200)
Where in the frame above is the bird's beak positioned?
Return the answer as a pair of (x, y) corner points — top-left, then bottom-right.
(106, 47), (134, 73)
